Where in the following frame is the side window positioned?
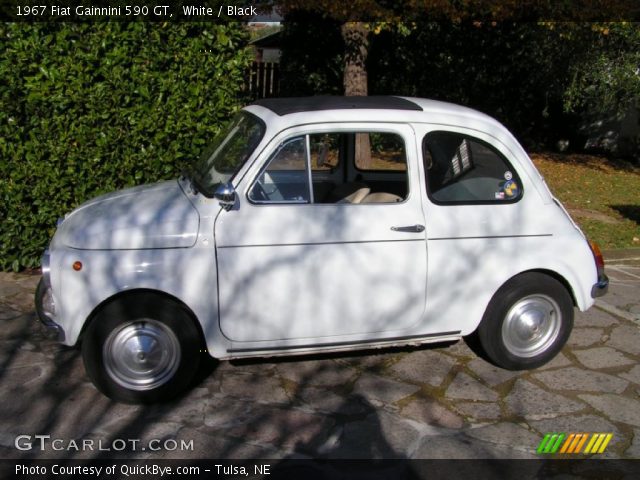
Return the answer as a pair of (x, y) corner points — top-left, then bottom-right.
(249, 131), (408, 205)
(248, 136), (310, 203)
(354, 133), (407, 171)
(310, 133), (341, 171)
(423, 131), (522, 204)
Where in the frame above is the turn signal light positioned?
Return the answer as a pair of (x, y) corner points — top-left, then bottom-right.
(72, 261), (83, 271)
(588, 241), (605, 274)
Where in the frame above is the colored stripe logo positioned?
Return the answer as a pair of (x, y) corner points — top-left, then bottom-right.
(537, 433), (613, 454)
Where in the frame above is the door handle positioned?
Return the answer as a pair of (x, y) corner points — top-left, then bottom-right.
(391, 224), (425, 233)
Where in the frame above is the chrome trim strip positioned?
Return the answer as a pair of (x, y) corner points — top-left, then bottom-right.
(428, 234), (553, 241)
(217, 238), (424, 249)
(227, 330), (462, 353)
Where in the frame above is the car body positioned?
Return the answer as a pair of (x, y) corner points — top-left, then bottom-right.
(36, 96), (608, 402)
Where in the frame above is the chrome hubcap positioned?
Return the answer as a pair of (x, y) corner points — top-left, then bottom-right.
(502, 295), (561, 358)
(103, 319), (180, 391)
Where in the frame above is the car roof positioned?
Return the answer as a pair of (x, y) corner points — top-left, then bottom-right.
(246, 96), (498, 127)
(252, 96), (423, 116)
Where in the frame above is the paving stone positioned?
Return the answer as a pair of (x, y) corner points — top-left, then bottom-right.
(528, 415), (624, 450)
(618, 365), (640, 385)
(506, 379), (585, 420)
(606, 325), (640, 355)
(624, 428), (640, 458)
(0, 280), (25, 299)
(352, 373), (420, 405)
(413, 434), (537, 459)
(579, 394), (640, 427)
(466, 358), (521, 386)
(204, 399), (256, 429)
(400, 397), (464, 429)
(446, 372), (498, 401)
(454, 401), (502, 421)
(335, 351), (401, 371)
(573, 347), (635, 369)
(297, 387), (366, 415)
(330, 411), (419, 458)
(220, 373), (290, 404)
(172, 427), (285, 459)
(442, 340), (476, 358)
(227, 407), (333, 451)
(577, 309), (620, 328)
(535, 352), (572, 370)
(533, 367), (629, 394)
(276, 360), (358, 388)
(567, 328), (606, 347)
(222, 359), (277, 375)
(0, 308), (22, 321)
(466, 422), (540, 451)
(389, 350), (457, 387)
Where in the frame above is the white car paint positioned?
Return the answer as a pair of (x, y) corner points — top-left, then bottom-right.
(41, 97), (600, 363)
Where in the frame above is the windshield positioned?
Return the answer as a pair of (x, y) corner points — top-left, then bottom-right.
(190, 111), (265, 196)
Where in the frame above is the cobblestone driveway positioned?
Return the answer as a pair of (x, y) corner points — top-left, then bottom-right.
(1, 250), (639, 459)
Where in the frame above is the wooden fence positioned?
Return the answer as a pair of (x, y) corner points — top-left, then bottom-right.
(245, 62), (280, 100)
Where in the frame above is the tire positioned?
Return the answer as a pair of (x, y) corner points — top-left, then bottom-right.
(477, 272), (574, 370)
(81, 295), (202, 403)
(35, 277), (49, 323)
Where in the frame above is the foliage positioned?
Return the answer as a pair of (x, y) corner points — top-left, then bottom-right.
(0, 22), (251, 271)
(563, 23), (640, 116)
(368, 21), (582, 145)
(279, 12), (345, 95)
(532, 153), (640, 249)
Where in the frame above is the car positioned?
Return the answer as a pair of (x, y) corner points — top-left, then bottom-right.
(35, 96), (609, 403)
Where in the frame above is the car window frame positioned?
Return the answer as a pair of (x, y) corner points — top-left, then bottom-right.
(245, 123), (415, 207)
(422, 129), (525, 206)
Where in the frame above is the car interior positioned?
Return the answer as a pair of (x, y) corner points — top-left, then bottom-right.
(249, 131), (409, 204)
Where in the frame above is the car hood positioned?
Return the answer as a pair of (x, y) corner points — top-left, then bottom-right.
(57, 180), (200, 250)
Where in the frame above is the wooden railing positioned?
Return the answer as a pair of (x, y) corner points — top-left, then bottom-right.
(245, 62), (280, 99)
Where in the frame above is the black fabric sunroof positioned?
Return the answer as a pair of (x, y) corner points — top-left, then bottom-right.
(252, 96), (423, 116)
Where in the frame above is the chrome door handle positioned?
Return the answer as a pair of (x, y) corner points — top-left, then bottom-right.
(391, 224), (425, 233)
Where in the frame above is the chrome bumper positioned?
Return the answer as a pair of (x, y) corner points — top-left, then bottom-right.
(36, 249), (65, 342)
(591, 273), (609, 298)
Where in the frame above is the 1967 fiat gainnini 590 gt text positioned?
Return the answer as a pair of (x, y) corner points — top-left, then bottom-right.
(36, 96), (609, 403)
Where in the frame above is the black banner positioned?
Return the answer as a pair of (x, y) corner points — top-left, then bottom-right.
(3, 459), (640, 480)
(1, 0), (639, 23)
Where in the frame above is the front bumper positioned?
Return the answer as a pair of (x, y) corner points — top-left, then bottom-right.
(591, 273), (609, 298)
(35, 250), (65, 341)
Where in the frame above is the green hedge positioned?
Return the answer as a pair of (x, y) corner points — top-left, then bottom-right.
(0, 23), (251, 271)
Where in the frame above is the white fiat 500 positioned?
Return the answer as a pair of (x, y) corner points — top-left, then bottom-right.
(36, 96), (608, 403)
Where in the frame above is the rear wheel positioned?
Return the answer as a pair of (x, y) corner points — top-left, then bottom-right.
(477, 273), (574, 370)
(82, 295), (202, 403)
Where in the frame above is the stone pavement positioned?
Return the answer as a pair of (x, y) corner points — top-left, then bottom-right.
(0, 250), (639, 460)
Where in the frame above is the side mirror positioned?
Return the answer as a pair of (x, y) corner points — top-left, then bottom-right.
(214, 182), (237, 211)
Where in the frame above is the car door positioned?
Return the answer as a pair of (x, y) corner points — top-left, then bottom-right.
(416, 125), (550, 336)
(214, 122), (428, 345)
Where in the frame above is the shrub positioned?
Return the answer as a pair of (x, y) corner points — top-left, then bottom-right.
(0, 22), (251, 270)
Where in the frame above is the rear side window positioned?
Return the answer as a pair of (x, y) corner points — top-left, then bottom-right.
(423, 131), (522, 204)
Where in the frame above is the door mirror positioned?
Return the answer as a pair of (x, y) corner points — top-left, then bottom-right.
(214, 182), (237, 210)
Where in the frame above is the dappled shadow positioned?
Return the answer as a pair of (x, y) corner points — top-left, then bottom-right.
(610, 204), (640, 225)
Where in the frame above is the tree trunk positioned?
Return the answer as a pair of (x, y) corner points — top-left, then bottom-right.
(341, 22), (369, 96)
(341, 22), (371, 168)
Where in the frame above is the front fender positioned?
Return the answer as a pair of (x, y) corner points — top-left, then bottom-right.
(52, 246), (222, 354)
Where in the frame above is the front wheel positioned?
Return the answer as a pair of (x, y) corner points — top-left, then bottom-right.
(477, 273), (574, 370)
(82, 296), (202, 403)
